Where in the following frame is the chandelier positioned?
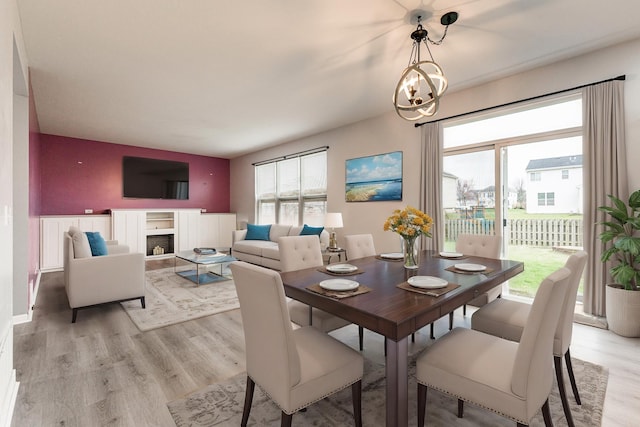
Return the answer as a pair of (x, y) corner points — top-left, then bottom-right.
(393, 11), (458, 121)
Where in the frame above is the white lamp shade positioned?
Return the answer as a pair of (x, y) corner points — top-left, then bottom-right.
(324, 212), (343, 228)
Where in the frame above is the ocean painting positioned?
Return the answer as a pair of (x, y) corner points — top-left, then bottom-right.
(345, 151), (403, 202)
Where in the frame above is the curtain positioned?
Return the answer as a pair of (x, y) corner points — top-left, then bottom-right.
(419, 122), (444, 251)
(582, 80), (628, 317)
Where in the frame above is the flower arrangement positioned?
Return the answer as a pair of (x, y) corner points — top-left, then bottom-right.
(383, 206), (433, 239)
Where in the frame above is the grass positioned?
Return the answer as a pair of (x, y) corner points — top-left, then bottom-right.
(446, 208), (583, 221)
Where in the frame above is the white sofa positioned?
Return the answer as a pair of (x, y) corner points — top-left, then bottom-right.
(64, 227), (145, 323)
(232, 224), (329, 271)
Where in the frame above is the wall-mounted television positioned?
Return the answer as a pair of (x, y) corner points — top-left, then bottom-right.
(122, 156), (189, 199)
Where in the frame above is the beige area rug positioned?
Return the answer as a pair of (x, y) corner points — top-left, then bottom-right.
(121, 267), (239, 332)
(167, 356), (607, 427)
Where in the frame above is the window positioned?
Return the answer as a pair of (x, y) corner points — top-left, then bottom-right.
(562, 169), (569, 179)
(536, 192), (555, 206)
(255, 149), (327, 225)
(530, 172), (541, 181)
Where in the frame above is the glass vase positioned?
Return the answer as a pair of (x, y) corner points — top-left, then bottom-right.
(402, 236), (419, 269)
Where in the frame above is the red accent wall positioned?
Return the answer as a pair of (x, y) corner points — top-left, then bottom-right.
(40, 134), (231, 215)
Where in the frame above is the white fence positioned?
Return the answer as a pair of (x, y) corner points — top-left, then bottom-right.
(445, 219), (583, 248)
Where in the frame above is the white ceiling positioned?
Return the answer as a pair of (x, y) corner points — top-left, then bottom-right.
(17, 0), (640, 158)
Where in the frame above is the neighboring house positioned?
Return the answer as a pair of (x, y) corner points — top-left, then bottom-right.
(475, 185), (518, 209)
(525, 155), (583, 214)
(442, 171), (458, 211)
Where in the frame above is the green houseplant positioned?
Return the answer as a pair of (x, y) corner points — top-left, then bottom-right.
(598, 189), (640, 337)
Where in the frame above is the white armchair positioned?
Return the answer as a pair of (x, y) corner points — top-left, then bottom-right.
(63, 229), (145, 323)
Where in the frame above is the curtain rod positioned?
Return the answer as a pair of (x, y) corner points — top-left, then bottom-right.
(252, 146), (329, 166)
(414, 74), (626, 127)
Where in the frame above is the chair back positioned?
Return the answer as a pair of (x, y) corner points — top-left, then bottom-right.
(229, 261), (301, 396)
(344, 234), (376, 260)
(555, 251), (588, 355)
(511, 267), (571, 411)
(278, 235), (324, 272)
(455, 234), (501, 258)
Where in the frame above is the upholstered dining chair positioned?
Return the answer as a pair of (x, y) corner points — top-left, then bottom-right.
(278, 235), (364, 351)
(471, 250), (588, 427)
(344, 234), (376, 261)
(430, 233), (502, 339)
(230, 261), (363, 427)
(416, 267), (572, 427)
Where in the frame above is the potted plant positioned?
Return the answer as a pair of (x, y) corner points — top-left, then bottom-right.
(598, 189), (640, 337)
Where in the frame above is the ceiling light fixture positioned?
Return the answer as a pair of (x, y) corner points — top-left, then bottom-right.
(393, 11), (458, 121)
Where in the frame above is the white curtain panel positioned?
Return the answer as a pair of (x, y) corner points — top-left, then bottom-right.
(419, 122), (444, 252)
(582, 80), (628, 317)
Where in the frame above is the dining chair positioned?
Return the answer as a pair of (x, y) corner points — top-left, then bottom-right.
(430, 233), (502, 339)
(416, 266), (572, 427)
(344, 234), (376, 260)
(279, 235), (364, 351)
(471, 250), (588, 427)
(230, 261), (364, 427)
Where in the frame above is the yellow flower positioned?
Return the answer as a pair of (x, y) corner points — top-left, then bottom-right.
(383, 206), (433, 239)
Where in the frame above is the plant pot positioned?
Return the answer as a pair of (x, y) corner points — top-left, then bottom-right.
(606, 284), (640, 337)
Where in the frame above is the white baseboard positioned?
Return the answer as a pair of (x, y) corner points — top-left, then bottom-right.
(13, 270), (41, 325)
(0, 371), (19, 427)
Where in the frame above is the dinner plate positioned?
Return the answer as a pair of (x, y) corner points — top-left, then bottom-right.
(407, 276), (449, 289)
(454, 263), (487, 272)
(319, 279), (360, 291)
(439, 251), (464, 258)
(380, 252), (404, 260)
(326, 263), (358, 273)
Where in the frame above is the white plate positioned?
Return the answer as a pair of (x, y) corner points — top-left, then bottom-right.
(439, 251), (464, 258)
(380, 252), (404, 260)
(319, 279), (360, 291)
(454, 263), (487, 272)
(326, 263), (358, 273)
(407, 276), (449, 289)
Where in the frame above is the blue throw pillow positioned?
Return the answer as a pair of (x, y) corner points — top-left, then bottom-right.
(85, 232), (109, 256)
(300, 224), (324, 237)
(245, 224), (271, 241)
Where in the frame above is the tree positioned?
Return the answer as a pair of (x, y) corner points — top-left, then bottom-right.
(514, 178), (526, 208)
(457, 179), (475, 207)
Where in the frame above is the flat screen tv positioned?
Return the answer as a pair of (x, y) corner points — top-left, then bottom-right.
(122, 156), (189, 199)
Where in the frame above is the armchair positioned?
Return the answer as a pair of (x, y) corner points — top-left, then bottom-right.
(63, 230), (145, 323)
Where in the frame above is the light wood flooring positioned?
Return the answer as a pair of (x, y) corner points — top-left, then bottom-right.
(11, 261), (640, 426)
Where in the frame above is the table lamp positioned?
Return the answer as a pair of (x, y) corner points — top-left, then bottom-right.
(324, 212), (343, 250)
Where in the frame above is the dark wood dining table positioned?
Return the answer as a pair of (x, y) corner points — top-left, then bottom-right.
(279, 250), (524, 427)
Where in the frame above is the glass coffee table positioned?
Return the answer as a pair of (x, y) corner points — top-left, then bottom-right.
(174, 250), (237, 285)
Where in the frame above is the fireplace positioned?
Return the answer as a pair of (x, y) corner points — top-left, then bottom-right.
(146, 234), (174, 256)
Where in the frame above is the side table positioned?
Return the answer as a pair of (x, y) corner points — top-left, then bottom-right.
(322, 247), (346, 264)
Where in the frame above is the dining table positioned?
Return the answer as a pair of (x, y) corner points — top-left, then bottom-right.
(279, 249), (524, 427)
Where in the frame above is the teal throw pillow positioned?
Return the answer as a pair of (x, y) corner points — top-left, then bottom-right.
(245, 224), (271, 241)
(85, 232), (108, 256)
(300, 224), (324, 237)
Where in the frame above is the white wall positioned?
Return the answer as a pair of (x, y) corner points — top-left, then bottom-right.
(1, 0), (27, 424)
(231, 36), (640, 253)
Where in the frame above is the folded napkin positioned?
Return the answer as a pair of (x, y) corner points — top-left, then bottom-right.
(445, 265), (494, 275)
(318, 266), (365, 276)
(397, 281), (460, 297)
(306, 283), (372, 299)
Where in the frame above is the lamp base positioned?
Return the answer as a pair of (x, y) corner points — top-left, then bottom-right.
(329, 232), (338, 250)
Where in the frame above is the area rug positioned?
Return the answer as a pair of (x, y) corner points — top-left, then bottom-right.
(167, 356), (607, 427)
(121, 267), (239, 332)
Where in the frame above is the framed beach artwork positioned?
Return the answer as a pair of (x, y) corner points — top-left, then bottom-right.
(345, 151), (403, 202)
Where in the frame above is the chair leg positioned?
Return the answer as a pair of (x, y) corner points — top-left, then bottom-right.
(140, 296), (146, 309)
(565, 349), (581, 405)
(411, 333), (415, 342)
(417, 383), (427, 427)
(71, 308), (78, 323)
(541, 398), (553, 427)
(463, 304), (467, 316)
(241, 376), (255, 427)
(449, 312), (454, 330)
(358, 326), (364, 351)
(281, 411), (293, 427)
(430, 323), (435, 339)
(554, 355), (575, 427)
(457, 399), (464, 418)
(352, 380), (362, 427)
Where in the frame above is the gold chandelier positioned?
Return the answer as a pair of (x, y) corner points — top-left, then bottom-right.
(393, 11), (458, 121)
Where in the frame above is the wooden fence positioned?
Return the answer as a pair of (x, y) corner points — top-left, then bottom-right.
(445, 218), (583, 248)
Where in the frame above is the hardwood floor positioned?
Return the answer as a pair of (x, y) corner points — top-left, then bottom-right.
(11, 262), (640, 426)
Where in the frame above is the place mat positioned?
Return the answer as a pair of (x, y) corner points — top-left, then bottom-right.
(306, 283), (372, 299)
(445, 265), (494, 275)
(375, 255), (403, 262)
(397, 281), (460, 297)
(317, 266), (365, 276)
(433, 254), (469, 260)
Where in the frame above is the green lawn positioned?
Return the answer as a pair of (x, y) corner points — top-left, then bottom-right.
(447, 208), (583, 221)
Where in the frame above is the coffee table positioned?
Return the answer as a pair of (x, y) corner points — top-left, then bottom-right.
(174, 250), (237, 285)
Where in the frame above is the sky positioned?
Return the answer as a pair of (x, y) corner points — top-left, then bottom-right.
(346, 151), (403, 184)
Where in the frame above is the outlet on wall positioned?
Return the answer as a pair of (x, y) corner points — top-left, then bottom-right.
(201, 208), (207, 213)
(84, 209), (93, 214)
